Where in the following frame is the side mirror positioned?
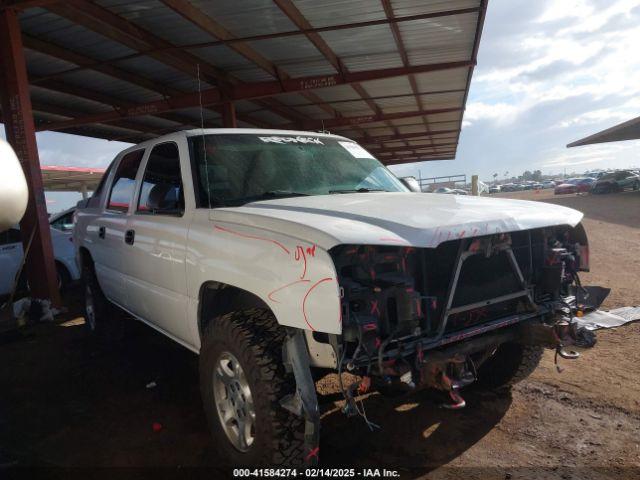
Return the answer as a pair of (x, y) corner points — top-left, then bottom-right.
(399, 176), (422, 192)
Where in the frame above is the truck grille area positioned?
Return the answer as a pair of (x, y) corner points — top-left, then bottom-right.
(330, 225), (585, 351)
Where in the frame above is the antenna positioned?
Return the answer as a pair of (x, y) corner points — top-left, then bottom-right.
(197, 64), (212, 209)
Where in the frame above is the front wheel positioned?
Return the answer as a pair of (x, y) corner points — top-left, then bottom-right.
(199, 309), (306, 466)
(82, 264), (118, 339)
(475, 342), (544, 390)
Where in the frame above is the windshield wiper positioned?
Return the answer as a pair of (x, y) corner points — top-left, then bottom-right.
(329, 188), (388, 194)
(227, 190), (312, 205)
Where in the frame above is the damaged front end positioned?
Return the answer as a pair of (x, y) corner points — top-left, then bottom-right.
(328, 223), (610, 412)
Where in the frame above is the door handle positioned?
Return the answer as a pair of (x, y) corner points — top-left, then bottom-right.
(98, 226), (106, 239)
(125, 229), (135, 245)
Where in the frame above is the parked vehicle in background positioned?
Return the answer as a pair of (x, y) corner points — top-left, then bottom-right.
(554, 178), (594, 195)
(74, 129), (606, 466)
(489, 185), (501, 194)
(450, 188), (469, 195)
(531, 183), (544, 190)
(433, 187), (453, 194)
(0, 139), (28, 232)
(0, 212), (80, 296)
(542, 180), (556, 189)
(49, 207), (76, 232)
(592, 170), (640, 194)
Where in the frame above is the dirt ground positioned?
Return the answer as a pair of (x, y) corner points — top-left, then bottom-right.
(1, 190), (639, 478)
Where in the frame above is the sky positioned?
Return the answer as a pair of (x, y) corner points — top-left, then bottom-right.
(2, 0), (640, 212)
(389, 0), (640, 181)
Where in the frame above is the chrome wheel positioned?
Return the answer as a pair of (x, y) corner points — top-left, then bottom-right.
(213, 351), (255, 452)
(85, 283), (96, 331)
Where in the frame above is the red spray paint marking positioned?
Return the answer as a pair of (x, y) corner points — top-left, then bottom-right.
(302, 277), (333, 332)
(458, 230), (466, 238)
(306, 244), (316, 257)
(268, 279), (310, 303)
(370, 300), (381, 316)
(214, 225), (290, 254)
(295, 246), (307, 279)
(306, 447), (320, 461)
(363, 322), (378, 331)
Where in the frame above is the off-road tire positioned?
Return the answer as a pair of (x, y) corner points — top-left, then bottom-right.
(82, 264), (121, 340)
(475, 342), (544, 390)
(200, 308), (306, 467)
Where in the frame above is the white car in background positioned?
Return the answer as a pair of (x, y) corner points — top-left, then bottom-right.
(0, 207), (80, 297)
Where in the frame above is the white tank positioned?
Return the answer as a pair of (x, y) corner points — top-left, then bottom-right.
(0, 139), (28, 232)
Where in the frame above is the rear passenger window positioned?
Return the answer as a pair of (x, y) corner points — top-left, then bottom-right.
(107, 149), (145, 212)
(137, 142), (184, 215)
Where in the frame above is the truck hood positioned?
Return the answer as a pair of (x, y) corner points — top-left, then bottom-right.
(213, 192), (583, 250)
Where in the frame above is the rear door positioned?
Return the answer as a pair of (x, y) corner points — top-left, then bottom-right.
(92, 149), (145, 308)
(121, 141), (192, 342)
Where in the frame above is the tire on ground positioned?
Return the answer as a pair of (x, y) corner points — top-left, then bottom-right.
(82, 263), (121, 341)
(199, 308), (306, 467)
(475, 342), (544, 390)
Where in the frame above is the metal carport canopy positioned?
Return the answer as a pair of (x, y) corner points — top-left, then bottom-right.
(567, 115), (640, 147)
(1, 0), (487, 166)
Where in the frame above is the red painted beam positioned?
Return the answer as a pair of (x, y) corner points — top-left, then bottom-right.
(221, 101), (237, 128)
(0, 0), (64, 10)
(38, 61), (471, 132)
(368, 142), (458, 154)
(0, 8), (61, 305)
(293, 107), (462, 130)
(357, 129), (459, 143)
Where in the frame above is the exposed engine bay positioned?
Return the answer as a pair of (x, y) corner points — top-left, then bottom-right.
(326, 223), (604, 416)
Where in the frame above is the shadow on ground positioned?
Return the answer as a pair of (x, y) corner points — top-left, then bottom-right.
(0, 290), (510, 476)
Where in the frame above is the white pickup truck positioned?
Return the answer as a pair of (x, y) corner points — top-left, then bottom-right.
(74, 129), (604, 466)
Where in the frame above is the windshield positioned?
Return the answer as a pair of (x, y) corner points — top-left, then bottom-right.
(188, 134), (408, 207)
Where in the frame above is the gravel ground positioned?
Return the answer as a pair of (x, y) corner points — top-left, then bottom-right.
(0, 189), (638, 479)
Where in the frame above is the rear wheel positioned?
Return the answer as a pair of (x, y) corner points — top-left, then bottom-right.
(199, 308), (306, 466)
(475, 342), (544, 390)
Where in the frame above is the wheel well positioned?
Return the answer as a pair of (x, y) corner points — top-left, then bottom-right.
(78, 247), (93, 272)
(54, 260), (70, 282)
(198, 281), (272, 339)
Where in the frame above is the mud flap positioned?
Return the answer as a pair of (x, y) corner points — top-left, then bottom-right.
(281, 330), (321, 466)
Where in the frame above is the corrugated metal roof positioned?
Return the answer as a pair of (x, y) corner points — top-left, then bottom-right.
(14, 0), (487, 165)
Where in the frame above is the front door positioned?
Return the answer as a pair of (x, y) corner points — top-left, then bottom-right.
(122, 141), (191, 343)
(94, 149), (145, 308)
